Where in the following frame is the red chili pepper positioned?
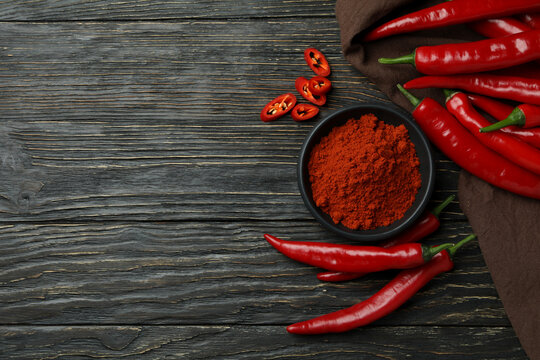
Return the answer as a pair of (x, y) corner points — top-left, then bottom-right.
(520, 13), (540, 29)
(308, 76), (332, 96)
(397, 85), (540, 199)
(480, 104), (540, 132)
(445, 90), (540, 176)
(404, 75), (540, 105)
(363, 0), (540, 42)
(467, 94), (540, 149)
(295, 77), (326, 106)
(287, 235), (476, 334)
(260, 93), (297, 122)
(304, 48), (330, 77)
(264, 234), (452, 273)
(291, 103), (319, 122)
(378, 30), (540, 75)
(469, 17), (532, 38)
(317, 194), (455, 283)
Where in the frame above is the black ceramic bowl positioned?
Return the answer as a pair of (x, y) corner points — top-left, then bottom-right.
(298, 103), (435, 242)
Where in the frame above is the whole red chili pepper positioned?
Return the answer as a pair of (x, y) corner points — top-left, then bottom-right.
(287, 235), (476, 334)
(404, 75), (540, 105)
(445, 90), (540, 176)
(260, 93), (297, 122)
(304, 48), (331, 77)
(469, 17), (533, 38)
(467, 94), (540, 149)
(317, 194), (455, 283)
(397, 84), (540, 200)
(378, 30), (540, 75)
(264, 234), (451, 273)
(291, 103), (319, 122)
(308, 76), (332, 96)
(520, 13), (540, 29)
(295, 77), (326, 106)
(480, 104), (540, 132)
(362, 0), (540, 42)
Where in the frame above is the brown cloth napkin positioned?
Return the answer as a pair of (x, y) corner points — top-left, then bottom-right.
(335, 1), (540, 358)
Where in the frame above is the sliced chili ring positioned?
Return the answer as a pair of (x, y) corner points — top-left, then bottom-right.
(260, 93), (297, 122)
(291, 103), (319, 122)
(304, 48), (331, 77)
(295, 77), (326, 106)
(308, 76), (332, 96)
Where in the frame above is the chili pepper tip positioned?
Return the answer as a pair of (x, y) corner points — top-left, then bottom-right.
(397, 84), (420, 108)
(479, 107), (525, 132)
(431, 194), (455, 219)
(448, 234), (476, 258)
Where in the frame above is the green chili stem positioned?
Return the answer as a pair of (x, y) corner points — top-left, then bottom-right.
(397, 84), (420, 108)
(448, 234), (476, 258)
(443, 89), (459, 101)
(423, 243), (454, 262)
(431, 194), (455, 219)
(379, 52), (415, 65)
(480, 107), (526, 132)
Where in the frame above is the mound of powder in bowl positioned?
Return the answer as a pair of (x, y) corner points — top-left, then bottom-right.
(308, 114), (422, 230)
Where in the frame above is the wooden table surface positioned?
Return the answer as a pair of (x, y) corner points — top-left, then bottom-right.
(0, 1), (529, 359)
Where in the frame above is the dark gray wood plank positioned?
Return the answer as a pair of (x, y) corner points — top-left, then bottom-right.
(0, 221), (504, 326)
(0, 20), (461, 222)
(0, 325), (527, 360)
(0, 0), (336, 21)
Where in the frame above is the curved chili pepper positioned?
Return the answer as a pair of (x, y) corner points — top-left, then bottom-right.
(397, 85), (540, 199)
(317, 194), (455, 283)
(404, 75), (540, 105)
(304, 48), (330, 77)
(445, 90), (540, 176)
(287, 235), (476, 334)
(467, 94), (540, 149)
(469, 17), (532, 38)
(378, 30), (540, 75)
(362, 0), (540, 42)
(264, 234), (451, 273)
(308, 76), (332, 96)
(260, 93), (297, 122)
(480, 104), (540, 132)
(520, 13), (540, 29)
(295, 77), (326, 106)
(291, 103), (319, 122)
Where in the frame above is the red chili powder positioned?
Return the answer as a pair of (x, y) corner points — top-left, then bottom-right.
(308, 114), (422, 230)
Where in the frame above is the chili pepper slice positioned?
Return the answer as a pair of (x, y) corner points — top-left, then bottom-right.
(295, 77), (326, 106)
(397, 84), (540, 200)
(304, 48), (330, 77)
(290, 103), (319, 122)
(317, 195), (455, 282)
(260, 93), (297, 122)
(287, 235), (476, 334)
(378, 30), (540, 75)
(404, 75), (540, 105)
(363, 0), (540, 42)
(264, 234), (452, 273)
(520, 13), (540, 29)
(445, 90), (540, 176)
(308, 76), (332, 96)
(480, 104), (540, 132)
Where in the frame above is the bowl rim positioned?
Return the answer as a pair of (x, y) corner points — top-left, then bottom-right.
(297, 102), (435, 242)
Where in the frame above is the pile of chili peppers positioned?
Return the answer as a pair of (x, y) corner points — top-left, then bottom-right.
(366, 0), (540, 200)
(265, 197), (477, 334)
(260, 48), (332, 122)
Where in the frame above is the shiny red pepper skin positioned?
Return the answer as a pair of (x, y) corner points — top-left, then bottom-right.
(308, 76), (332, 96)
(398, 85), (540, 200)
(260, 93), (297, 122)
(380, 30), (540, 75)
(290, 103), (319, 122)
(470, 17), (532, 38)
(363, 0), (540, 42)
(303, 48), (331, 77)
(520, 13), (540, 29)
(264, 234), (448, 273)
(295, 77), (326, 106)
(446, 91), (540, 176)
(287, 250), (454, 334)
(404, 75), (540, 105)
(467, 94), (540, 149)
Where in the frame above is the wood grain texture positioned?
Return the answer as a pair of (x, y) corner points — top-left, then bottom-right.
(0, 325), (527, 360)
(0, 221), (505, 326)
(0, 1), (336, 21)
(0, 19), (461, 222)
